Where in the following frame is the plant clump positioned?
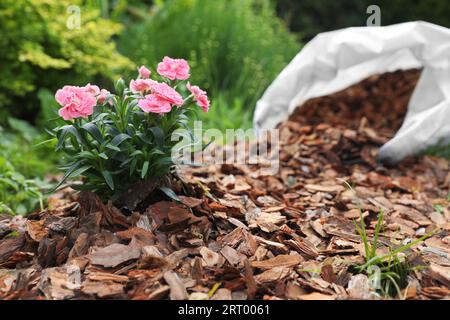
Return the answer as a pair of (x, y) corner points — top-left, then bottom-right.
(51, 57), (210, 202)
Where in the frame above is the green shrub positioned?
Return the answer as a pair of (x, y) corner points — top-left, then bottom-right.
(0, 0), (133, 122)
(118, 0), (300, 130)
(0, 157), (46, 216)
(0, 122), (56, 215)
(1, 119), (58, 178)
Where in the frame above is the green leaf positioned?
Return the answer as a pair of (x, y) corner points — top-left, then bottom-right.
(156, 157), (173, 166)
(159, 187), (180, 202)
(98, 152), (108, 160)
(56, 125), (83, 150)
(82, 123), (104, 144)
(76, 151), (97, 160)
(149, 127), (164, 148)
(48, 161), (82, 193)
(130, 158), (137, 176)
(137, 132), (152, 145)
(105, 143), (121, 152)
(102, 170), (114, 190)
(130, 150), (144, 157)
(111, 133), (131, 147)
(141, 161), (149, 179)
(8, 118), (39, 142)
(371, 210), (384, 258)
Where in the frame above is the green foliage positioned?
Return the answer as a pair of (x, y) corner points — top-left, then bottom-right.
(0, 158), (45, 216)
(85, 0), (154, 22)
(199, 93), (252, 131)
(341, 180), (432, 298)
(52, 76), (204, 200)
(0, 0), (133, 121)
(0, 123), (55, 215)
(425, 142), (450, 160)
(1, 120), (58, 178)
(275, 0), (450, 41)
(119, 0), (300, 131)
(352, 209), (432, 297)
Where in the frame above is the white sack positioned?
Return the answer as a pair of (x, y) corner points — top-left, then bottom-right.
(253, 21), (450, 163)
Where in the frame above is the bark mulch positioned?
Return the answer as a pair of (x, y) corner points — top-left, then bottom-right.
(0, 69), (449, 300)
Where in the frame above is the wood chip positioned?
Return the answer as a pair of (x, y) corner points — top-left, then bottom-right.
(251, 255), (302, 270)
(88, 244), (141, 268)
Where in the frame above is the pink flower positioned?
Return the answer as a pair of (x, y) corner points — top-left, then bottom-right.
(149, 81), (184, 106)
(138, 65), (151, 79)
(187, 82), (210, 112)
(196, 94), (210, 112)
(130, 79), (155, 94)
(55, 86), (97, 120)
(157, 56), (190, 80)
(97, 89), (111, 105)
(83, 83), (100, 96)
(138, 94), (172, 114)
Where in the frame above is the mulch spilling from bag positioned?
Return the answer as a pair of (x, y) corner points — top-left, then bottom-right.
(1, 69), (449, 300)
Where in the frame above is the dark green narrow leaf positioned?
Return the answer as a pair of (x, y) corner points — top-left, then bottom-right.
(98, 152), (108, 160)
(56, 125), (73, 150)
(47, 161), (82, 193)
(102, 170), (114, 190)
(82, 123), (104, 143)
(149, 127), (164, 148)
(141, 161), (149, 179)
(130, 158), (137, 176)
(111, 133), (131, 147)
(159, 187), (180, 202)
(156, 157), (173, 166)
(105, 143), (121, 152)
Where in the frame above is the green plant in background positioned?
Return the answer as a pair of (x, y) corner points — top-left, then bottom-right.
(119, 0), (300, 131)
(275, 0), (450, 41)
(0, 122), (56, 215)
(1, 119), (58, 178)
(201, 93), (253, 133)
(425, 142), (450, 160)
(0, 158), (46, 216)
(0, 0), (133, 122)
(85, 0), (154, 22)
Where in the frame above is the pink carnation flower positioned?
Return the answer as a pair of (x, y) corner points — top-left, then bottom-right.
(83, 83), (100, 96)
(55, 86), (97, 120)
(187, 82), (210, 112)
(138, 65), (151, 79)
(157, 56), (190, 81)
(149, 81), (184, 106)
(130, 79), (155, 94)
(97, 89), (111, 105)
(138, 94), (172, 114)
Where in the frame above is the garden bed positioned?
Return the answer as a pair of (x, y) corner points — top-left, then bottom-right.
(0, 70), (449, 300)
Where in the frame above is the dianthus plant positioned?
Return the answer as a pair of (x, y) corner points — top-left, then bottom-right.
(51, 57), (210, 200)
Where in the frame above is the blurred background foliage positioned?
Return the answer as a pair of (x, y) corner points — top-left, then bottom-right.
(0, 0), (449, 214)
(118, 0), (300, 131)
(276, 0), (450, 41)
(0, 0), (132, 123)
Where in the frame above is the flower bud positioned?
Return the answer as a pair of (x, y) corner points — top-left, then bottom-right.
(114, 78), (126, 96)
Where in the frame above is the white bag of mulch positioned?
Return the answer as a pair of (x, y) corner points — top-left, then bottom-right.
(253, 21), (450, 163)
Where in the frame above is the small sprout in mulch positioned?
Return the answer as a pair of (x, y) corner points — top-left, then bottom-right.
(433, 204), (445, 215)
(342, 180), (433, 298)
